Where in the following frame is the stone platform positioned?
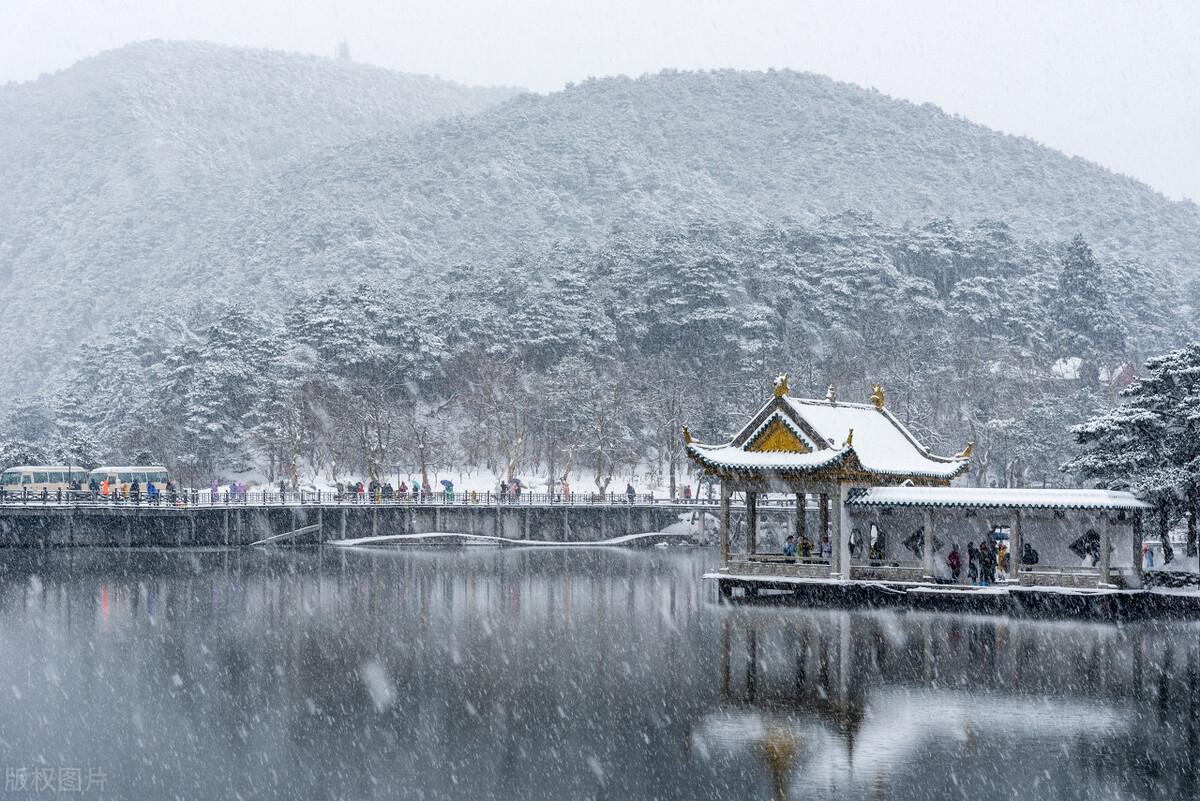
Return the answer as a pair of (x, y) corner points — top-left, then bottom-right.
(708, 571), (1200, 622)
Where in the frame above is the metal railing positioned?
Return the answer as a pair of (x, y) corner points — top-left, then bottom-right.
(0, 488), (771, 510)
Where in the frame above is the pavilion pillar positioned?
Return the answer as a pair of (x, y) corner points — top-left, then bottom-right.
(922, 509), (934, 581)
(795, 493), (806, 544)
(1009, 509), (1023, 584)
(819, 492), (830, 549)
(1097, 512), (1111, 587)
(718, 482), (731, 569)
(745, 491), (758, 558)
(1131, 510), (1144, 589)
(836, 485), (853, 579)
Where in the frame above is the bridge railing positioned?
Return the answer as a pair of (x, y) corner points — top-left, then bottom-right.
(0, 487), (801, 510)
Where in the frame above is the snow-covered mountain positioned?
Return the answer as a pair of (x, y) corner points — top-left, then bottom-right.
(0, 40), (519, 390)
(2, 43), (1198, 400)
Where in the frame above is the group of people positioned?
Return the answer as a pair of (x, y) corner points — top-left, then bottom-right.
(89, 477), (176, 504)
(947, 540), (1039, 586)
(333, 479), (444, 503)
(781, 534), (834, 561)
(777, 532), (1041, 584)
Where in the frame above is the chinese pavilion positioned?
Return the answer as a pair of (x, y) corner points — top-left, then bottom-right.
(685, 375), (1149, 591)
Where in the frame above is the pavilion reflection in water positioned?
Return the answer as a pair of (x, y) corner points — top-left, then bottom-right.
(690, 610), (1200, 801)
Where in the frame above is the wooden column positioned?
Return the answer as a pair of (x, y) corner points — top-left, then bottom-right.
(745, 491), (758, 558)
(719, 482), (731, 569)
(819, 492), (830, 554)
(1009, 509), (1023, 584)
(820, 491), (830, 573)
(922, 509), (934, 580)
(795, 493), (806, 544)
(1097, 512), (1111, 587)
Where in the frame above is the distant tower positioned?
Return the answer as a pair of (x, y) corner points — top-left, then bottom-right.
(336, 40), (352, 62)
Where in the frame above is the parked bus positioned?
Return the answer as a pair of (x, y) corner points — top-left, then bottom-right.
(88, 466), (170, 491)
(1, 465), (89, 495)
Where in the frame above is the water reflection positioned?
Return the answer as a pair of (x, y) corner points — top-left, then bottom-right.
(0, 548), (1195, 800)
(699, 607), (1200, 800)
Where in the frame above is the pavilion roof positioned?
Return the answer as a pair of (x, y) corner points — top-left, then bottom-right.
(684, 384), (968, 482)
(684, 443), (850, 474)
(846, 486), (1151, 511)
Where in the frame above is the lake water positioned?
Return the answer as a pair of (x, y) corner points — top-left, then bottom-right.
(0, 546), (1196, 801)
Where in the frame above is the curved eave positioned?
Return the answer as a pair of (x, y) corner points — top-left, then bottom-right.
(684, 443), (850, 474)
(685, 442), (969, 481)
(851, 458), (970, 482)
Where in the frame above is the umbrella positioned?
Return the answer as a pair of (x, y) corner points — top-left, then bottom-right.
(509, 477), (523, 487)
(440, 479), (454, 488)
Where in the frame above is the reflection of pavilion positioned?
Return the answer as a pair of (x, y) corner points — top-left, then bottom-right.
(691, 611), (1148, 801)
(685, 375), (1150, 595)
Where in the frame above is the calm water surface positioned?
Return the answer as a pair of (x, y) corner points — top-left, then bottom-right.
(0, 546), (1196, 800)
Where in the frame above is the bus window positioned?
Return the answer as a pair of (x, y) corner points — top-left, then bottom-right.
(33, 472), (49, 483)
(48, 471), (64, 483)
(1, 472), (21, 486)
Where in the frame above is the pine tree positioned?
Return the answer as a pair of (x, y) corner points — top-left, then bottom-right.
(1067, 343), (1200, 560)
(1051, 235), (1127, 388)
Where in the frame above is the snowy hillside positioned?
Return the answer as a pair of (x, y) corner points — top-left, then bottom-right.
(0, 40), (520, 391)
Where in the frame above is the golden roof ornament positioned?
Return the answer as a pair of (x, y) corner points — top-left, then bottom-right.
(682, 425), (693, 445)
(826, 384), (837, 404)
(870, 384), (885, 410)
(843, 428), (854, 447)
(955, 440), (974, 460)
(773, 373), (789, 398)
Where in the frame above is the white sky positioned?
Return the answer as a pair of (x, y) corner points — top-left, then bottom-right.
(2, 0), (1198, 202)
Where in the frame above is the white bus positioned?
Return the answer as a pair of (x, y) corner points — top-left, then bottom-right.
(1, 465), (89, 494)
(88, 466), (170, 490)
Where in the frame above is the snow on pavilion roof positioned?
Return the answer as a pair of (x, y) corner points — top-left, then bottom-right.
(684, 388), (968, 481)
(847, 486), (1151, 511)
(780, 397), (965, 479)
(684, 444), (850, 474)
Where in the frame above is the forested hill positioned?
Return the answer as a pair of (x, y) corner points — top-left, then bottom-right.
(3, 46), (1200, 403)
(239, 68), (1200, 278)
(0, 41), (519, 389)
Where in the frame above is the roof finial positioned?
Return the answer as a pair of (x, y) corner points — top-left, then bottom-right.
(954, 440), (974, 460)
(843, 428), (854, 447)
(870, 383), (885, 410)
(682, 425), (693, 445)
(773, 373), (789, 398)
(826, 384), (837, 404)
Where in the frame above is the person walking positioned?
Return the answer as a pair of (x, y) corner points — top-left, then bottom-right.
(947, 543), (962, 584)
(625, 482), (636, 504)
(967, 542), (979, 585)
(979, 538), (995, 585)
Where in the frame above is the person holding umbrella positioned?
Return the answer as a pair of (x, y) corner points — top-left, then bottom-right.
(440, 479), (454, 502)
